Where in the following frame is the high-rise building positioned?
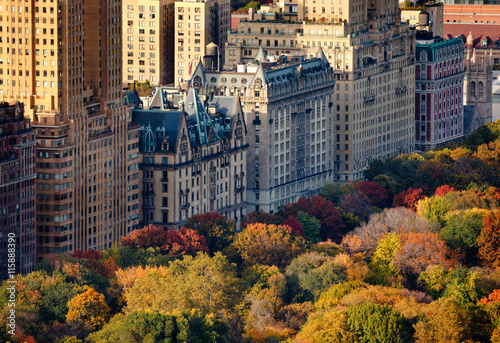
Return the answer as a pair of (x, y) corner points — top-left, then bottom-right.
(174, 0), (231, 85)
(414, 32), (465, 152)
(127, 87), (248, 228)
(122, 0), (175, 86)
(190, 50), (337, 213)
(225, 0), (416, 181)
(0, 100), (36, 279)
(0, 0), (140, 259)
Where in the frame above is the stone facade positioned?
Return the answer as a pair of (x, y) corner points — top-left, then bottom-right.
(129, 87), (248, 228)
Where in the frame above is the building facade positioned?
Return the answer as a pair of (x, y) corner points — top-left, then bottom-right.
(129, 87), (248, 228)
(0, 101), (36, 279)
(224, 0), (416, 182)
(0, 0), (140, 259)
(190, 51), (337, 213)
(122, 0), (175, 86)
(174, 0), (231, 85)
(414, 34), (465, 152)
(401, 3), (444, 37)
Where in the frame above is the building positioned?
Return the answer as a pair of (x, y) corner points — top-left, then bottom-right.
(174, 0), (231, 85)
(463, 34), (493, 132)
(122, 0), (175, 86)
(443, 0), (500, 25)
(224, 0), (416, 182)
(0, 0), (140, 259)
(400, 2), (444, 37)
(189, 50), (337, 213)
(0, 101), (36, 279)
(128, 87), (248, 228)
(414, 32), (465, 152)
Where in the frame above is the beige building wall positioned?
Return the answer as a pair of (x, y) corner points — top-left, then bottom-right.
(0, 0), (140, 259)
(401, 3), (444, 37)
(225, 0), (416, 182)
(122, 0), (175, 86)
(174, 0), (230, 85)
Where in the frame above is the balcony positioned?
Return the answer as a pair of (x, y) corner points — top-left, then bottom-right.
(363, 94), (376, 102)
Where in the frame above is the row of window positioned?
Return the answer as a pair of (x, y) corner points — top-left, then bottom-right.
(127, 5), (156, 11)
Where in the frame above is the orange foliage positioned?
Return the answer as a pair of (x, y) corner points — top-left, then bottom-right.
(14, 330), (37, 343)
(393, 187), (426, 211)
(434, 185), (457, 197)
(479, 289), (500, 305)
(478, 209), (500, 268)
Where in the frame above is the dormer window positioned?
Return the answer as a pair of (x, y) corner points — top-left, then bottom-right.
(420, 52), (427, 61)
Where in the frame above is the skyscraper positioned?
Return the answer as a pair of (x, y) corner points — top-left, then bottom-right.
(0, 0), (140, 259)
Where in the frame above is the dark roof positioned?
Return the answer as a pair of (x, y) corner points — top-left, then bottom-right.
(131, 109), (183, 152)
(125, 90), (143, 109)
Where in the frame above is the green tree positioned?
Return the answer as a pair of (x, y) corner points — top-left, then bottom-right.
(286, 252), (347, 301)
(240, 0), (259, 11)
(367, 233), (401, 285)
(184, 212), (235, 253)
(345, 303), (411, 343)
(297, 211), (321, 243)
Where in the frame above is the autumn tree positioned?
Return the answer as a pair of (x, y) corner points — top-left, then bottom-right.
(367, 233), (402, 286)
(478, 209), (500, 267)
(340, 192), (372, 221)
(341, 207), (430, 256)
(434, 185), (457, 197)
(393, 187), (426, 211)
(354, 180), (388, 207)
(120, 224), (168, 250)
(280, 216), (304, 237)
(241, 210), (281, 228)
(164, 227), (209, 256)
(124, 252), (242, 315)
(320, 182), (344, 205)
(229, 223), (306, 269)
(184, 212), (235, 253)
(66, 288), (111, 330)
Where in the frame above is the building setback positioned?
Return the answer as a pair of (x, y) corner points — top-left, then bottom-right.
(128, 87), (248, 228)
(189, 50), (336, 213)
(415, 33), (465, 151)
(0, 101), (36, 279)
(0, 0), (140, 259)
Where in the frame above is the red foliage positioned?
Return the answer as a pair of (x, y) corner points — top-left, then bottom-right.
(393, 187), (426, 211)
(121, 224), (169, 250)
(434, 185), (457, 197)
(478, 209), (500, 267)
(294, 196), (345, 241)
(354, 181), (388, 206)
(479, 289), (500, 305)
(242, 210), (281, 228)
(280, 216), (304, 237)
(14, 330), (37, 343)
(165, 227), (209, 256)
(72, 249), (103, 260)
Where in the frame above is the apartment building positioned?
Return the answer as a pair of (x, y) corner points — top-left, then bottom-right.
(128, 87), (248, 228)
(189, 50), (336, 213)
(0, 101), (36, 278)
(401, 2), (444, 37)
(174, 0), (231, 85)
(122, 0), (175, 86)
(415, 33), (465, 152)
(0, 0), (140, 259)
(225, 0), (416, 181)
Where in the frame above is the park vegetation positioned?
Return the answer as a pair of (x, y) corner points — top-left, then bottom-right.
(3, 120), (500, 342)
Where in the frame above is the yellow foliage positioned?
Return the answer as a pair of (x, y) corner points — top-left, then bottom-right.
(66, 288), (111, 330)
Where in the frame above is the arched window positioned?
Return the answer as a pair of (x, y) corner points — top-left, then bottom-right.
(479, 82), (484, 97)
(471, 81), (476, 97)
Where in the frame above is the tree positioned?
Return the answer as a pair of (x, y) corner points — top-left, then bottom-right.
(354, 181), (388, 207)
(124, 252), (242, 315)
(345, 303), (411, 343)
(285, 252), (347, 300)
(184, 212), (235, 253)
(367, 233), (402, 286)
(280, 216), (304, 237)
(240, 0), (260, 11)
(393, 187), (426, 211)
(164, 227), (209, 256)
(341, 207), (430, 256)
(478, 209), (500, 268)
(340, 192), (372, 221)
(66, 288), (111, 330)
(241, 210), (281, 228)
(321, 182), (344, 205)
(434, 185), (457, 197)
(88, 310), (228, 343)
(441, 209), (489, 261)
(297, 211), (320, 243)
(120, 224), (168, 250)
(230, 223), (306, 269)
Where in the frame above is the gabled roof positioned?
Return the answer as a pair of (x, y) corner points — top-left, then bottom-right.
(254, 46), (267, 62)
(124, 90), (143, 109)
(443, 23), (500, 49)
(131, 109), (183, 152)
